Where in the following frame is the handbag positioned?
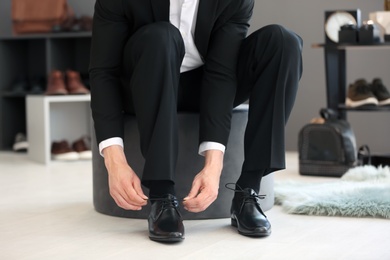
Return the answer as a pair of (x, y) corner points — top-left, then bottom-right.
(298, 109), (358, 177)
(12, 0), (74, 34)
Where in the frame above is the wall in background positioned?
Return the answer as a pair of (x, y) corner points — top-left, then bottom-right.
(0, 0), (389, 153)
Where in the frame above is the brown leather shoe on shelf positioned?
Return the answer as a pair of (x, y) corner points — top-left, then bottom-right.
(72, 136), (92, 160)
(51, 140), (79, 161)
(65, 70), (90, 94)
(45, 70), (68, 95)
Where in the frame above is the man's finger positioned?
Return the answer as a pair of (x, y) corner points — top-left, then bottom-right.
(113, 192), (143, 210)
(124, 186), (147, 206)
(133, 178), (148, 200)
(184, 189), (216, 212)
(183, 180), (201, 201)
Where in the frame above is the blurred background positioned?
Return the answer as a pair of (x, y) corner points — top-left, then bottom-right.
(0, 0), (389, 154)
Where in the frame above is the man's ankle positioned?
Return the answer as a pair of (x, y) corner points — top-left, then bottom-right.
(148, 180), (176, 199)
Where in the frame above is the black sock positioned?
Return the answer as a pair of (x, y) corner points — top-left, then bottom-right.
(235, 170), (264, 194)
(148, 180), (176, 199)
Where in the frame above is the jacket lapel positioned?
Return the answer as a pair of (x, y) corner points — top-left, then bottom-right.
(150, 0), (170, 22)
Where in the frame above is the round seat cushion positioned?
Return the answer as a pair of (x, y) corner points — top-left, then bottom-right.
(92, 105), (274, 219)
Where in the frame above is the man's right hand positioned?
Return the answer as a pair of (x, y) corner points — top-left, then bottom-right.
(103, 145), (148, 210)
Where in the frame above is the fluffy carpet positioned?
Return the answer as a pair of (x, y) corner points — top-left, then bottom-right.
(274, 165), (390, 218)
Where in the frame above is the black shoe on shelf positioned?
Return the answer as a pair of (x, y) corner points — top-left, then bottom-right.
(371, 78), (390, 106)
(148, 194), (185, 242)
(227, 184), (271, 237)
(29, 76), (45, 94)
(345, 79), (378, 108)
(9, 76), (29, 94)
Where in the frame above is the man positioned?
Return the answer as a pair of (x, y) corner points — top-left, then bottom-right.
(89, 0), (302, 242)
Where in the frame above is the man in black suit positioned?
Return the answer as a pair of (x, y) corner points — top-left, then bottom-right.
(89, 0), (302, 242)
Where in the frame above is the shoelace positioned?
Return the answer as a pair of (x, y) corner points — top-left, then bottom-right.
(225, 183), (266, 201)
(148, 197), (179, 209)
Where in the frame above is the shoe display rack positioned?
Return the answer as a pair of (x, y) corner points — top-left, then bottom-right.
(0, 32), (92, 153)
(312, 42), (390, 119)
(27, 94), (91, 164)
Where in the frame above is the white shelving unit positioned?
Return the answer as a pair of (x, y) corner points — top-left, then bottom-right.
(26, 94), (91, 164)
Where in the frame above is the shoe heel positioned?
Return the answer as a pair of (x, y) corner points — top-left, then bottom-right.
(231, 218), (238, 227)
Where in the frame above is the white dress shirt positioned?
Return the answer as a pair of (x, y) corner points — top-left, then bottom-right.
(99, 0), (226, 156)
(169, 0), (203, 72)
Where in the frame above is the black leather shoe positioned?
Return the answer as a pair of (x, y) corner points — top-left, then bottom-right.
(230, 186), (271, 237)
(148, 194), (185, 242)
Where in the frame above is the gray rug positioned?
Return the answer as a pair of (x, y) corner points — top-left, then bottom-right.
(275, 165), (390, 219)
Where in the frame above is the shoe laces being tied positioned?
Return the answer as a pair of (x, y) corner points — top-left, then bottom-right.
(225, 183), (266, 203)
(149, 196), (179, 209)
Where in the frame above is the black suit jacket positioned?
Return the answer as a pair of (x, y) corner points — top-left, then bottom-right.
(89, 0), (254, 147)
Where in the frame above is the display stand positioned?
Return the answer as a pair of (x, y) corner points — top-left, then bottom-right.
(0, 32), (91, 150)
(26, 94), (91, 164)
(312, 42), (390, 119)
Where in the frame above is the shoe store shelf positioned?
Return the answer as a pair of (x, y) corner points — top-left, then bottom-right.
(34, 94), (91, 103)
(0, 32), (92, 41)
(0, 32), (92, 151)
(312, 42), (390, 119)
(26, 94), (91, 164)
(338, 105), (390, 112)
(312, 42), (390, 50)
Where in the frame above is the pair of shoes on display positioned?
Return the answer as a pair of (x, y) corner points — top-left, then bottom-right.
(9, 76), (45, 94)
(13, 133), (29, 152)
(346, 78), (390, 108)
(51, 136), (92, 161)
(45, 70), (90, 95)
(147, 185), (271, 243)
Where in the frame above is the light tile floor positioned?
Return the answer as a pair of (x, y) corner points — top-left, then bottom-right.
(1, 152), (389, 260)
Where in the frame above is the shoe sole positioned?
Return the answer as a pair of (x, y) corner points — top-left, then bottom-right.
(346, 97), (378, 108)
(149, 236), (184, 243)
(231, 218), (271, 237)
(77, 151), (92, 160)
(52, 152), (79, 161)
(13, 141), (28, 152)
(378, 98), (390, 106)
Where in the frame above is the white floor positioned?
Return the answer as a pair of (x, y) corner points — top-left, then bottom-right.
(1, 152), (389, 260)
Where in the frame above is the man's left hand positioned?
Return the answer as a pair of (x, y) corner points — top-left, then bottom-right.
(183, 150), (223, 213)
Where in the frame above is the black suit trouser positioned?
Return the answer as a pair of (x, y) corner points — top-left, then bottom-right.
(122, 22), (303, 186)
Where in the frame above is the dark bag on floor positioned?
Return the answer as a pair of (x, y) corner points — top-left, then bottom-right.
(298, 109), (357, 177)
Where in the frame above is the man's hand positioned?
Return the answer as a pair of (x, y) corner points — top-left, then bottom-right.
(103, 145), (148, 210)
(183, 150), (223, 213)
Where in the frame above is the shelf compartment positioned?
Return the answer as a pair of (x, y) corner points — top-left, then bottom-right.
(0, 39), (46, 92)
(48, 37), (91, 74)
(26, 94), (91, 164)
(338, 104), (390, 111)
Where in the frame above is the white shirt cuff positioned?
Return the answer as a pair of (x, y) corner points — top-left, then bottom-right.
(99, 137), (124, 157)
(198, 141), (226, 156)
